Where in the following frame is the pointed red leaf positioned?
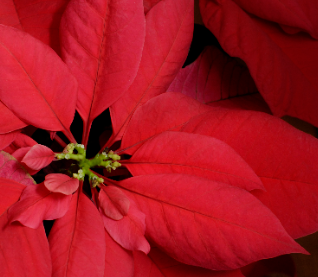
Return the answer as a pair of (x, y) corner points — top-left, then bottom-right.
(108, 0), (194, 145)
(8, 182), (72, 228)
(0, 130), (20, 150)
(0, 151), (35, 186)
(100, 197), (150, 254)
(0, 179), (52, 276)
(200, 0), (318, 127)
(99, 185), (130, 220)
(12, 146), (38, 175)
(44, 173), (79, 195)
(103, 231), (134, 277)
(22, 144), (55, 170)
(0, 24), (77, 140)
(120, 92), (211, 155)
(181, 108), (318, 238)
(124, 131), (263, 191)
(118, 174), (307, 270)
(60, 0), (145, 144)
(168, 46), (257, 103)
(148, 247), (245, 277)
(0, 0), (70, 54)
(0, 100), (26, 134)
(49, 190), (106, 277)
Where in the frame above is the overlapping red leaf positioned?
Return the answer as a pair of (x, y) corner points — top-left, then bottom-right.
(168, 46), (257, 103)
(118, 174), (306, 270)
(124, 131), (263, 191)
(0, 24), (77, 141)
(200, 0), (318, 127)
(108, 0), (194, 146)
(60, 0), (145, 144)
(181, 107), (318, 238)
(0, 0), (70, 54)
(0, 178), (52, 276)
(49, 190), (106, 277)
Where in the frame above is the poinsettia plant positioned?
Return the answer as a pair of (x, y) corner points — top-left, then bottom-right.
(0, 0), (318, 276)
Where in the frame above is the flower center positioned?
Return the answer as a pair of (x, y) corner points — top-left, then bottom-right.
(55, 143), (121, 187)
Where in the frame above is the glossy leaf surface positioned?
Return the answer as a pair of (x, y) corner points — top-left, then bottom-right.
(109, 0), (194, 144)
(124, 131), (263, 191)
(119, 174), (306, 270)
(181, 108), (318, 238)
(0, 24), (77, 138)
(49, 191), (106, 277)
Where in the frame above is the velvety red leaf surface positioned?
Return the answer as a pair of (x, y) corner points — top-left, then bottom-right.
(0, 130), (20, 151)
(143, 0), (162, 14)
(200, 0), (318, 127)
(8, 183), (72, 228)
(60, 0), (145, 144)
(44, 173), (79, 195)
(22, 144), (55, 170)
(0, 101), (26, 134)
(232, 0), (318, 39)
(133, 251), (165, 277)
(208, 93), (272, 114)
(118, 174), (307, 270)
(12, 146), (38, 175)
(168, 46), (257, 103)
(49, 190), (106, 277)
(0, 24), (77, 141)
(100, 198), (150, 254)
(0, 179), (52, 277)
(124, 131), (263, 191)
(103, 231), (134, 277)
(99, 185), (130, 220)
(119, 92), (211, 155)
(108, 0), (194, 145)
(0, 151), (34, 186)
(181, 108), (318, 239)
(148, 247), (245, 277)
(4, 133), (37, 154)
(0, 0), (70, 54)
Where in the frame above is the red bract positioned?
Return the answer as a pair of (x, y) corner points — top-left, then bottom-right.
(199, 0), (318, 127)
(0, 0), (317, 276)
